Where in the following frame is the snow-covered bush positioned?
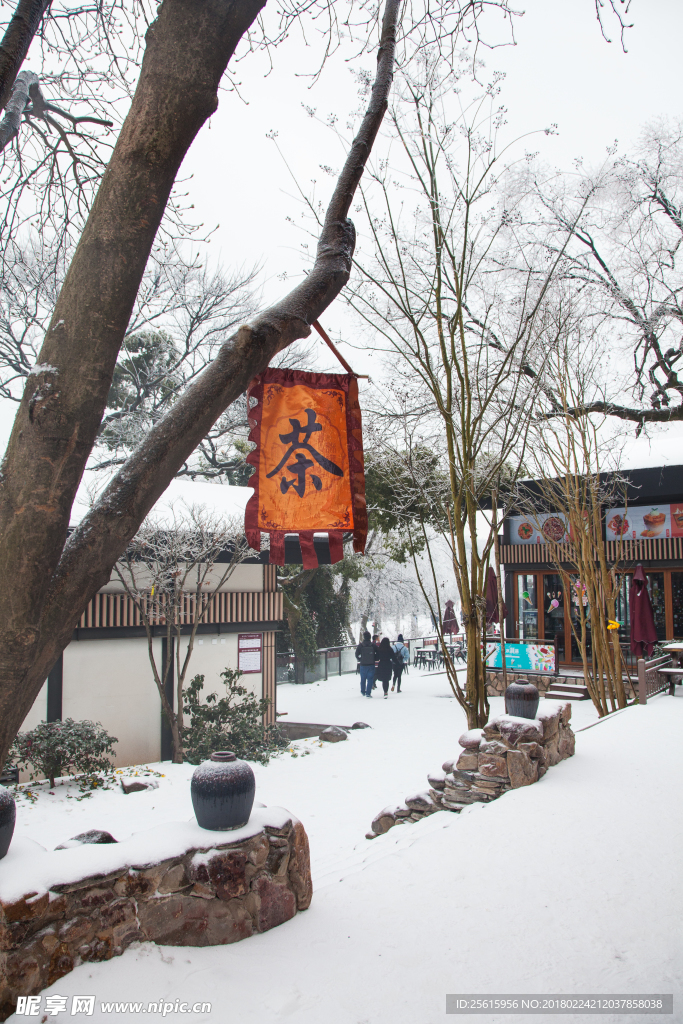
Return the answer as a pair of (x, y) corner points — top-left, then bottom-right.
(182, 668), (286, 766)
(10, 719), (118, 788)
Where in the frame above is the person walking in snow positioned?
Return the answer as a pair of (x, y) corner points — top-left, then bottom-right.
(391, 634), (409, 692)
(355, 631), (376, 698)
(371, 633), (380, 689)
(375, 637), (394, 698)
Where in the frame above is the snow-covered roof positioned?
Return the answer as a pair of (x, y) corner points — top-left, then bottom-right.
(69, 475), (252, 528)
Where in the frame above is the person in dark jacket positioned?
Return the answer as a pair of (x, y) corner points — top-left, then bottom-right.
(371, 634), (380, 688)
(391, 634), (409, 692)
(375, 637), (394, 698)
(355, 631), (376, 697)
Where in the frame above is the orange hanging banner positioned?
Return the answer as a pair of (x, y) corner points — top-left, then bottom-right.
(244, 368), (367, 567)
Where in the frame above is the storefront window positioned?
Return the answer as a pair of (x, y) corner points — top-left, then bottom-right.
(672, 573), (683, 639)
(647, 572), (667, 641)
(517, 574), (538, 639)
(543, 574), (565, 662)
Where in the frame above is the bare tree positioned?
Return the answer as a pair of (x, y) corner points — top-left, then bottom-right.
(0, 0), (633, 768)
(522, 315), (630, 715)
(113, 502), (251, 763)
(0, 0), (403, 771)
(344, 57), (588, 727)
(531, 122), (683, 427)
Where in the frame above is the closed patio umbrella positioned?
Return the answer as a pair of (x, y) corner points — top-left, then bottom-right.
(629, 564), (658, 657)
(485, 566), (507, 625)
(442, 599), (458, 635)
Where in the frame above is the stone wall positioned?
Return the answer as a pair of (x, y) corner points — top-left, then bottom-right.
(0, 808), (311, 1020)
(368, 701), (575, 838)
(486, 670), (636, 701)
(485, 670), (571, 697)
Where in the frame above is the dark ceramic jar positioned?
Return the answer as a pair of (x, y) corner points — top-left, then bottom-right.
(191, 752), (255, 831)
(505, 679), (540, 720)
(0, 784), (16, 859)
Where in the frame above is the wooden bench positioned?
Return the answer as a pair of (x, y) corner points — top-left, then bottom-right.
(656, 666), (683, 695)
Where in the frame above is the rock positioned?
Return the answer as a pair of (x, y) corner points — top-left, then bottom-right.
(441, 757), (457, 773)
(55, 830), (117, 850)
(427, 770), (446, 790)
(496, 716), (543, 747)
(458, 728), (484, 749)
(319, 726), (347, 743)
(479, 739), (509, 755)
(517, 741), (544, 760)
(428, 789), (444, 805)
(121, 779), (159, 795)
(365, 832), (378, 840)
(455, 751), (479, 771)
(441, 800), (467, 811)
(288, 819), (313, 911)
(405, 792), (437, 813)
(371, 812), (396, 835)
(558, 728), (576, 760)
(350, 722), (371, 730)
(544, 735), (561, 767)
(507, 749), (539, 789)
(393, 806), (412, 818)
(477, 753), (509, 778)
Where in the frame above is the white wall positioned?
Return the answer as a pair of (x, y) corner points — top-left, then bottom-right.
(20, 681), (47, 732)
(184, 634), (262, 700)
(63, 638), (163, 768)
(99, 562), (264, 593)
(16, 631), (266, 774)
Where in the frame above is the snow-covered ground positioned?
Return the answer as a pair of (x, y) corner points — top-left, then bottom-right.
(4, 674), (681, 1023)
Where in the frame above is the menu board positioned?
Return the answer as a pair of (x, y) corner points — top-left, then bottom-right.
(604, 504), (683, 540)
(238, 633), (262, 673)
(509, 513), (569, 545)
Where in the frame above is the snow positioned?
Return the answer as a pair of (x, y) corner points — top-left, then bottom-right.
(3, 673), (681, 1023)
(0, 807), (295, 906)
(27, 363), (58, 375)
(69, 478), (253, 528)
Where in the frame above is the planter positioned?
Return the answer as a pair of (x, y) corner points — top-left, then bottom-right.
(191, 751), (255, 831)
(0, 784), (16, 859)
(505, 679), (540, 720)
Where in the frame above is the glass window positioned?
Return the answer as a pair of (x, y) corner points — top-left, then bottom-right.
(568, 576), (592, 662)
(647, 572), (667, 642)
(543, 573), (565, 662)
(517, 574), (538, 640)
(672, 572), (683, 639)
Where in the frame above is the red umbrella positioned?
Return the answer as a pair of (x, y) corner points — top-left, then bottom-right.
(442, 599), (459, 634)
(629, 564), (658, 657)
(485, 566), (507, 625)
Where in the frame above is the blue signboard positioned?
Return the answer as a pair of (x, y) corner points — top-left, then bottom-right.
(485, 641), (556, 673)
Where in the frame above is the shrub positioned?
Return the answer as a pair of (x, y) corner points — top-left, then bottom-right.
(182, 668), (287, 766)
(10, 719), (118, 788)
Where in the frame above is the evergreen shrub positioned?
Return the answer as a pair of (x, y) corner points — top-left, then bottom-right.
(182, 668), (287, 766)
(10, 719), (118, 788)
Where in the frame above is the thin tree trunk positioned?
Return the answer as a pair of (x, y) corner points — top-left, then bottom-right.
(0, 0), (401, 771)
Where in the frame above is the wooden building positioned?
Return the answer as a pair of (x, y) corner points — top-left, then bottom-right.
(499, 465), (683, 668)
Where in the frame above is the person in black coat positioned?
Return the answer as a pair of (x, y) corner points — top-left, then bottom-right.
(375, 637), (394, 698)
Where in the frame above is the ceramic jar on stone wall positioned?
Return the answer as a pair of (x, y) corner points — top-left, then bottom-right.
(191, 752), (255, 831)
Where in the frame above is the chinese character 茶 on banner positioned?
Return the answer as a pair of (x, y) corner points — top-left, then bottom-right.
(244, 368), (367, 567)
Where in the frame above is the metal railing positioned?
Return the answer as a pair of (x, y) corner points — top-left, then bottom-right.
(276, 634), (453, 684)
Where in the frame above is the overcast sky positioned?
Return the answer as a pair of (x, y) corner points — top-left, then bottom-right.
(2, 0), (682, 466)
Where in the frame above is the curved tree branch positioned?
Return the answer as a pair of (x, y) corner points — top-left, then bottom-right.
(0, 0), (50, 115)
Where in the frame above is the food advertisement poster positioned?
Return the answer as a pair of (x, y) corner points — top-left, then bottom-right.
(605, 504), (683, 540)
(509, 513), (569, 545)
(485, 641), (556, 673)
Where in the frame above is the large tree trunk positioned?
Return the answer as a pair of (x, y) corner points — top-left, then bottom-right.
(0, 0), (400, 770)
